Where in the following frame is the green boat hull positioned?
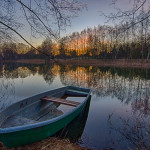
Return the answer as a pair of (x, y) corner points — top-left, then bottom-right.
(0, 103), (84, 148)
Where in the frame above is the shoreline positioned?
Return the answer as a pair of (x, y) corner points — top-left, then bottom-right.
(1, 59), (150, 68)
(2, 59), (46, 64)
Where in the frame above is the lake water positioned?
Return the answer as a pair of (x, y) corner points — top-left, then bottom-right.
(0, 62), (150, 150)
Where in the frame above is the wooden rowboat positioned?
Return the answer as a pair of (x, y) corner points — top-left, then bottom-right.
(0, 86), (91, 148)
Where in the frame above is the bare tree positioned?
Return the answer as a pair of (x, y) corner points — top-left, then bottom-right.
(0, 0), (84, 57)
(102, 0), (150, 59)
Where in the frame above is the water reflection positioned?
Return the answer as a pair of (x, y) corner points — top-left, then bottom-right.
(59, 65), (150, 114)
(38, 64), (55, 85)
(0, 63), (150, 112)
(0, 62), (150, 149)
(108, 111), (150, 149)
(56, 96), (91, 143)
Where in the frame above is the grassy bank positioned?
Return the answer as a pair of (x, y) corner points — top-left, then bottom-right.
(1, 59), (150, 68)
(0, 137), (88, 150)
(56, 59), (150, 68)
(2, 59), (46, 64)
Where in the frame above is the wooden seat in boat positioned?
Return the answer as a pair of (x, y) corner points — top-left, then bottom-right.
(40, 96), (80, 107)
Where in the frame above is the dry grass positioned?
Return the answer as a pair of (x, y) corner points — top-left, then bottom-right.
(0, 137), (88, 150)
(16, 59), (46, 64)
(3, 59), (46, 64)
(56, 59), (150, 68)
(2, 59), (150, 68)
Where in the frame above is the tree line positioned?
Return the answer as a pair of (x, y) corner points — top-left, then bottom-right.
(55, 24), (150, 59)
(1, 22), (150, 60)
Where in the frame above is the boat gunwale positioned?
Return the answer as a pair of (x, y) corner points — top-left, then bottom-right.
(0, 86), (91, 134)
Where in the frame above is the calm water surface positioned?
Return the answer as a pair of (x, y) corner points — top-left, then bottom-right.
(0, 63), (150, 150)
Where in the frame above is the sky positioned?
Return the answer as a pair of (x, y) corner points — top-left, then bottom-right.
(61, 0), (131, 35)
(18, 0), (132, 46)
(63, 0), (110, 35)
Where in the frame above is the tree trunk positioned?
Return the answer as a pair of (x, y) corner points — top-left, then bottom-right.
(147, 47), (150, 61)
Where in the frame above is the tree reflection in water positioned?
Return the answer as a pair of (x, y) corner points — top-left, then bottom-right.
(0, 63), (150, 111)
(108, 110), (150, 149)
(59, 65), (150, 105)
(0, 78), (15, 110)
(38, 63), (55, 85)
(0, 64), (16, 111)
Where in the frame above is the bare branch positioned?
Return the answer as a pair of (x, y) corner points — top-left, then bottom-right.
(0, 20), (53, 58)
(16, 0), (57, 38)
